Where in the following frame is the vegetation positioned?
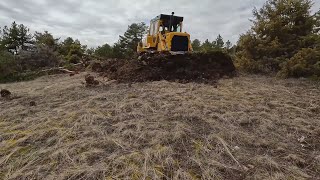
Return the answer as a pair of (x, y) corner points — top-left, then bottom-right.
(93, 22), (147, 59)
(0, 21), (149, 82)
(1, 22), (33, 54)
(1, 1), (320, 179)
(116, 22), (147, 58)
(1, 0), (320, 82)
(94, 43), (113, 58)
(236, 0), (320, 78)
(1, 74), (319, 179)
(191, 34), (235, 54)
(0, 22), (81, 82)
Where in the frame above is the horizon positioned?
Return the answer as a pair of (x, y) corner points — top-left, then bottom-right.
(1, 0), (319, 47)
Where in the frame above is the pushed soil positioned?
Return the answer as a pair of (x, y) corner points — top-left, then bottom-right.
(96, 51), (236, 83)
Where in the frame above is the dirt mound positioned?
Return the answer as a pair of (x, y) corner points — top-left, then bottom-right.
(85, 74), (99, 86)
(97, 51), (236, 83)
(0, 89), (11, 97)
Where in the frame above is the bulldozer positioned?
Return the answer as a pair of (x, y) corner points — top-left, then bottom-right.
(98, 13), (235, 83)
(132, 12), (236, 83)
(137, 12), (192, 54)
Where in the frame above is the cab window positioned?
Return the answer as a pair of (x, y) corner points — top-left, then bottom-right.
(176, 24), (181, 32)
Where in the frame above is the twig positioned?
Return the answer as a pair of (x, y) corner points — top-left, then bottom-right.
(215, 136), (246, 170)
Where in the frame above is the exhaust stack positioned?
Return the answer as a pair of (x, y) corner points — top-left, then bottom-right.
(169, 12), (174, 32)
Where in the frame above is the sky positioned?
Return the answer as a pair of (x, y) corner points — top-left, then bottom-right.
(0, 0), (319, 47)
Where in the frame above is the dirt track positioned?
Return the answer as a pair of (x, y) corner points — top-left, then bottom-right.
(0, 74), (320, 179)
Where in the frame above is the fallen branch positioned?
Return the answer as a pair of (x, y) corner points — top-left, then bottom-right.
(37, 67), (75, 75)
(215, 136), (248, 171)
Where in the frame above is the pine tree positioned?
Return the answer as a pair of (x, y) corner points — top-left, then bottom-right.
(191, 39), (201, 51)
(215, 34), (224, 49)
(225, 40), (232, 50)
(236, 0), (320, 76)
(118, 22), (147, 57)
(34, 31), (59, 49)
(95, 43), (113, 58)
(201, 39), (213, 52)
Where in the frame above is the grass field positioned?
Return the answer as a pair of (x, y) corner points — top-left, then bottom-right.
(0, 73), (319, 179)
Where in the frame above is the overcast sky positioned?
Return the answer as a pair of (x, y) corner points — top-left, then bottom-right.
(1, 0), (319, 47)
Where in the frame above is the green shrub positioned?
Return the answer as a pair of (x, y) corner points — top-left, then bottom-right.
(236, 0), (320, 78)
(0, 46), (62, 83)
(278, 48), (320, 78)
(0, 51), (19, 82)
(18, 45), (61, 71)
(67, 54), (81, 64)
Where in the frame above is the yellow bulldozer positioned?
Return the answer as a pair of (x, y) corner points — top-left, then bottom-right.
(137, 12), (193, 54)
(92, 14), (236, 83)
(121, 12), (236, 83)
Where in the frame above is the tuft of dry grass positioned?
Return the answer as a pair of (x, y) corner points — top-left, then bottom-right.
(0, 73), (319, 179)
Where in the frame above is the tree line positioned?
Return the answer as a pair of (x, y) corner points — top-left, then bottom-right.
(0, 0), (320, 82)
(0, 22), (147, 82)
(191, 35), (235, 54)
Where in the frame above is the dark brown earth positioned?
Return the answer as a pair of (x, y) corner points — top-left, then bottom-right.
(95, 51), (236, 83)
(0, 89), (11, 98)
(85, 74), (99, 86)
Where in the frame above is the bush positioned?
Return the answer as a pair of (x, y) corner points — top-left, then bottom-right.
(67, 54), (81, 64)
(0, 45), (62, 83)
(0, 51), (19, 82)
(18, 45), (61, 71)
(235, 0), (320, 78)
(278, 48), (320, 78)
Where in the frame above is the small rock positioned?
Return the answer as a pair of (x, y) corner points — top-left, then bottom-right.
(298, 136), (306, 143)
(234, 146), (240, 151)
(239, 119), (252, 127)
(29, 101), (36, 106)
(0, 89), (11, 98)
(276, 147), (286, 153)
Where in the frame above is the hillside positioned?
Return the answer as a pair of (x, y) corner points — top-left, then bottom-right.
(0, 74), (320, 179)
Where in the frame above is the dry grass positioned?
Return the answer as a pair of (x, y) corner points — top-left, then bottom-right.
(0, 73), (319, 179)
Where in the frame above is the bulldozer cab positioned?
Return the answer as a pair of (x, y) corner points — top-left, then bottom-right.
(138, 12), (191, 53)
(149, 13), (184, 35)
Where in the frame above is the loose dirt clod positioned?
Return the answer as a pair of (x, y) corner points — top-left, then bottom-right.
(94, 51), (236, 83)
(29, 101), (36, 106)
(85, 74), (99, 86)
(90, 61), (103, 72)
(0, 89), (11, 97)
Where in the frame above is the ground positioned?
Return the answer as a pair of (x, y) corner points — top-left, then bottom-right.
(0, 73), (319, 179)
